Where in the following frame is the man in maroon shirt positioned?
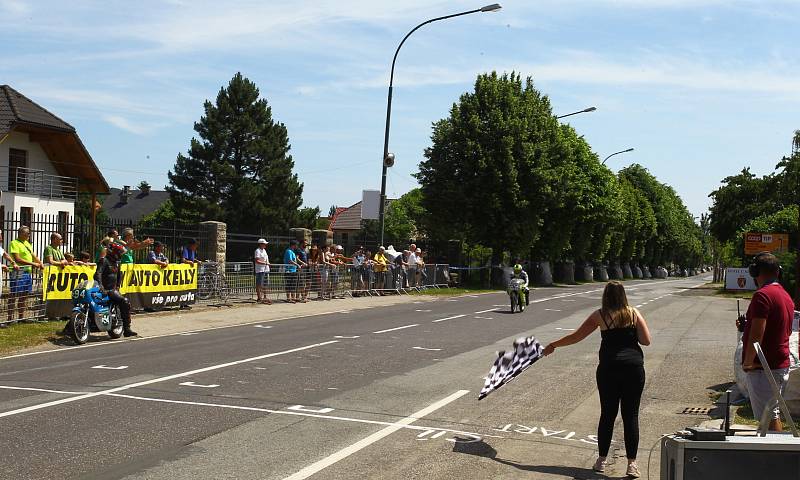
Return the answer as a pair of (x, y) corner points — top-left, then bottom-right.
(742, 252), (794, 431)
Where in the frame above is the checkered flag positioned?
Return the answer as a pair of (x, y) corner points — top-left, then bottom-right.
(478, 336), (544, 400)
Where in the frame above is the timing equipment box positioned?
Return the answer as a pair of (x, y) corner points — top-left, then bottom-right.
(660, 434), (800, 479)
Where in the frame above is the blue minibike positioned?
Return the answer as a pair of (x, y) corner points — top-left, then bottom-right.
(69, 280), (124, 345)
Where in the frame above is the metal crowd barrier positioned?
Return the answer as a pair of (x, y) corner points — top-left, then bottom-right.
(196, 262), (452, 303)
(0, 269), (47, 327)
(0, 262), (452, 324)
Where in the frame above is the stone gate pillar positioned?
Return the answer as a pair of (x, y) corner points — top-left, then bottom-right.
(199, 221), (226, 264)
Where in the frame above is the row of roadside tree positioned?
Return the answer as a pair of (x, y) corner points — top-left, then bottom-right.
(127, 71), (707, 284)
(408, 72), (705, 282)
(708, 131), (799, 304)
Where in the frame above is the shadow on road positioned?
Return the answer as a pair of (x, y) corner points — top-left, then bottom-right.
(452, 439), (606, 479)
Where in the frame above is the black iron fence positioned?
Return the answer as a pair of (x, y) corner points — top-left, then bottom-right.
(0, 212), (202, 265)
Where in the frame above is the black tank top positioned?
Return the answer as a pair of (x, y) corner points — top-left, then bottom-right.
(598, 309), (644, 367)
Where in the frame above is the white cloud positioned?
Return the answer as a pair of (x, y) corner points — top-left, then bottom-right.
(0, 0), (31, 16)
(102, 115), (153, 135)
(323, 50), (800, 100)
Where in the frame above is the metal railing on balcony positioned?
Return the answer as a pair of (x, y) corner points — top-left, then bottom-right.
(0, 165), (78, 200)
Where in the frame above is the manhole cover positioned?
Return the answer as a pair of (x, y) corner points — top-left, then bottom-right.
(680, 407), (712, 415)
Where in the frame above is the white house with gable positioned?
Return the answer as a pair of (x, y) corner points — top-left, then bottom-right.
(0, 85), (109, 251)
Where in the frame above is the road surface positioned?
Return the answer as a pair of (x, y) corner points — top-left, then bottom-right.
(0, 276), (735, 479)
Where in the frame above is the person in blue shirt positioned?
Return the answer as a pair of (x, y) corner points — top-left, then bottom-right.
(294, 239), (309, 302)
(283, 240), (301, 303)
(181, 238), (200, 264)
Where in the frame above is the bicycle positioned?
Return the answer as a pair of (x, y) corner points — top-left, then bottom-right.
(197, 262), (230, 301)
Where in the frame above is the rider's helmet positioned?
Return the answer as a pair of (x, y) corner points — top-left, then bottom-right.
(107, 242), (126, 258)
(513, 264), (522, 274)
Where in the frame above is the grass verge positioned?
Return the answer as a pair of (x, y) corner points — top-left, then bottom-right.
(733, 403), (800, 431)
(0, 320), (63, 356)
(704, 282), (754, 300)
(708, 384), (800, 431)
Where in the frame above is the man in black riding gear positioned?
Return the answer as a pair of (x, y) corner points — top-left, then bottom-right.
(94, 242), (137, 337)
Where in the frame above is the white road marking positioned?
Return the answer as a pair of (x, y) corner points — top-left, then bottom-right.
(103, 390), (495, 442)
(561, 299), (576, 302)
(474, 308), (497, 314)
(412, 347), (442, 352)
(473, 316), (493, 320)
(334, 335), (360, 339)
(288, 405), (335, 414)
(179, 382), (220, 388)
(91, 365), (128, 370)
(635, 304), (643, 308)
(416, 429), (447, 440)
(544, 309), (561, 312)
(432, 314), (466, 323)
(554, 328), (575, 331)
(254, 325), (273, 329)
(415, 309), (432, 312)
(282, 390), (470, 480)
(0, 301), (401, 361)
(373, 324), (419, 334)
(0, 340), (338, 419)
(0, 385), (84, 395)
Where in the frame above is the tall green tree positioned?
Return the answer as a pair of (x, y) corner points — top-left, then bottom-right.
(708, 168), (778, 243)
(385, 188), (424, 242)
(417, 72), (560, 260)
(296, 206), (322, 231)
(167, 73), (303, 231)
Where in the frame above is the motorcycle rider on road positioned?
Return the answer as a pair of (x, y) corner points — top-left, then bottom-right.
(94, 242), (137, 337)
(510, 264), (530, 306)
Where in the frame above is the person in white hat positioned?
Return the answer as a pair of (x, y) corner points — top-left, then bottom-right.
(254, 239), (271, 304)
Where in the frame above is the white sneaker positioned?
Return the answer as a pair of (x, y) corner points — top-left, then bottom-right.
(592, 457), (607, 472)
(626, 462), (641, 478)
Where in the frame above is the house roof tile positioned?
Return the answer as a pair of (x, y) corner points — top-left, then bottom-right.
(0, 85), (74, 135)
(102, 188), (171, 222)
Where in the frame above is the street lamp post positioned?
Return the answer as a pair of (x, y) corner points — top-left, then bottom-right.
(378, 3), (502, 245)
(602, 148), (635, 165)
(556, 106), (596, 120)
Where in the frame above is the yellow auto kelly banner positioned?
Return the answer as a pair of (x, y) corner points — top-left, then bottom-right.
(43, 264), (198, 315)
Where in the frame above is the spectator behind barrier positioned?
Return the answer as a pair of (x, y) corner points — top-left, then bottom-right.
(44, 232), (68, 267)
(148, 241), (169, 268)
(0, 230), (19, 306)
(119, 227), (154, 264)
(8, 226), (43, 322)
(181, 238), (201, 264)
(372, 247), (388, 293)
(254, 238), (271, 305)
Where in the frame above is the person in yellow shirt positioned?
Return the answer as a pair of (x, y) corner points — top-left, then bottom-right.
(8, 226), (43, 321)
(372, 246), (388, 292)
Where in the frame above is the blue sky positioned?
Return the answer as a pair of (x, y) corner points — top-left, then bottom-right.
(2, 0), (798, 218)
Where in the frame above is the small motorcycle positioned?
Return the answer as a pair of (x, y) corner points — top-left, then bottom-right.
(508, 278), (527, 313)
(69, 281), (123, 345)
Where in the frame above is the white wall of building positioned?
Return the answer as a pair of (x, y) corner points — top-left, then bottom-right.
(1, 131), (60, 174)
(1, 130), (76, 254)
